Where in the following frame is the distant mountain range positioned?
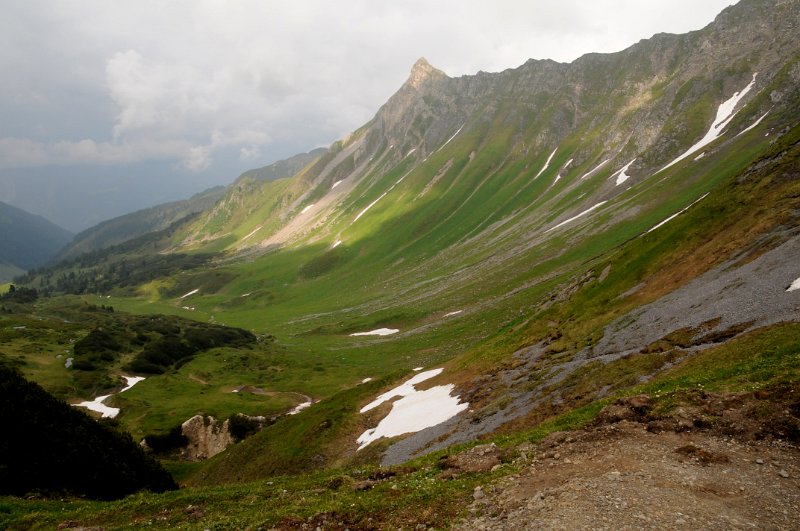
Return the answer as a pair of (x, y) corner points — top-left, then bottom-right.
(55, 186), (226, 261)
(0, 201), (73, 281)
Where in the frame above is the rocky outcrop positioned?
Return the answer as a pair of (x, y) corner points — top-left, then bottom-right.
(180, 413), (270, 460)
(181, 415), (234, 461)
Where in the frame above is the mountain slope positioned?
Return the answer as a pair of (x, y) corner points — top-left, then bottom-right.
(56, 186), (225, 261)
(180, 0), (798, 257)
(236, 147), (328, 182)
(153, 0), (799, 481)
(11, 0), (800, 489)
(0, 201), (73, 280)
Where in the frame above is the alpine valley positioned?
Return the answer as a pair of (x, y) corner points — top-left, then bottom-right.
(2, 0), (800, 528)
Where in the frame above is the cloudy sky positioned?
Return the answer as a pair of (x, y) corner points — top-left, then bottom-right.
(1, 0), (736, 228)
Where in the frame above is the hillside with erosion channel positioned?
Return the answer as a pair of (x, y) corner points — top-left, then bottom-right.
(2, 0), (800, 528)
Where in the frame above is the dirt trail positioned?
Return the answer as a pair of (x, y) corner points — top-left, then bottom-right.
(459, 412), (800, 530)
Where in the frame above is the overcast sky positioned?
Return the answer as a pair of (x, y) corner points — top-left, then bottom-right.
(1, 0), (737, 190)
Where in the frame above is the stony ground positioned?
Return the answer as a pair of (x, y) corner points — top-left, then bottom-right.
(458, 396), (800, 530)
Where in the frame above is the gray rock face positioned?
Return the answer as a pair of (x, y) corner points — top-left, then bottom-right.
(591, 231), (800, 359)
(181, 415), (234, 461)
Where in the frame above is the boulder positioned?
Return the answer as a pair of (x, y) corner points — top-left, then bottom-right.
(180, 415), (234, 460)
(440, 443), (502, 475)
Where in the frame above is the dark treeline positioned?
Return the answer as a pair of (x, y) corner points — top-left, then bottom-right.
(14, 212), (212, 296)
(16, 253), (211, 296)
(0, 365), (177, 500)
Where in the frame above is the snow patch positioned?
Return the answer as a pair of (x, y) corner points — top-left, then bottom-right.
(736, 111), (770, 138)
(350, 328), (399, 337)
(612, 159), (636, 186)
(353, 192), (388, 223)
(579, 159), (610, 181)
(179, 289), (199, 299)
(73, 376), (145, 419)
(436, 124), (465, 153)
(332, 180), (343, 189)
(534, 148), (558, 180)
(660, 73), (758, 173)
(300, 204), (315, 214)
(443, 310), (463, 317)
(787, 277), (800, 292)
(332, 239), (342, 248)
(288, 399), (313, 415)
(357, 368), (468, 449)
(406, 148), (416, 157)
(361, 369), (443, 412)
(413, 367), (423, 371)
(242, 225), (262, 241)
(545, 201), (608, 233)
(362, 377), (373, 384)
(554, 158), (573, 184)
(645, 193), (710, 234)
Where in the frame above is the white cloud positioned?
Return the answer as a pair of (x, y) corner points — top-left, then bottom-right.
(184, 146), (212, 173)
(0, 0), (737, 176)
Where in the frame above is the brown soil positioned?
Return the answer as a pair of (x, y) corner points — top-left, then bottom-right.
(458, 391), (800, 530)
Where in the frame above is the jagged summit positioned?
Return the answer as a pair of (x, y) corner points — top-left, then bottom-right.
(407, 57), (447, 88)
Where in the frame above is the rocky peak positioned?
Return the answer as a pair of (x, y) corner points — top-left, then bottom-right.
(406, 57), (447, 89)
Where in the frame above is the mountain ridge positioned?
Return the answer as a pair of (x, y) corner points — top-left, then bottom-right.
(175, 0), (798, 258)
(0, 200), (73, 280)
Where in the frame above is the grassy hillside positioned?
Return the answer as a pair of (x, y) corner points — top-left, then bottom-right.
(2, 321), (796, 529)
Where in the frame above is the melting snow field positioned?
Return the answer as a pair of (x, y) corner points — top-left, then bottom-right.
(436, 124), (465, 153)
(288, 399), (313, 415)
(613, 159), (636, 186)
(350, 328), (399, 337)
(353, 192), (388, 223)
(554, 158), (573, 183)
(179, 288), (199, 299)
(579, 159), (610, 181)
(545, 201), (608, 233)
(534, 148), (558, 179)
(645, 193), (710, 234)
(357, 368), (468, 449)
(788, 277), (800, 292)
(736, 111), (770, 138)
(242, 225), (262, 241)
(660, 73), (758, 173)
(73, 376), (145, 419)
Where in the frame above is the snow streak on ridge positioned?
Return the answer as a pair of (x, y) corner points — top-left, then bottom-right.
(659, 73), (758, 173)
(545, 201), (608, 234)
(534, 148), (558, 179)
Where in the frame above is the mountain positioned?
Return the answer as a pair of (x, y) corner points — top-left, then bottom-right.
(56, 186), (225, 261)
(236, 147), (328, 182)
(171, 0), (800, 476)
(179, 0), (798, 256)
(0, 201), (73, 280)
(5, 0), (800, 526)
